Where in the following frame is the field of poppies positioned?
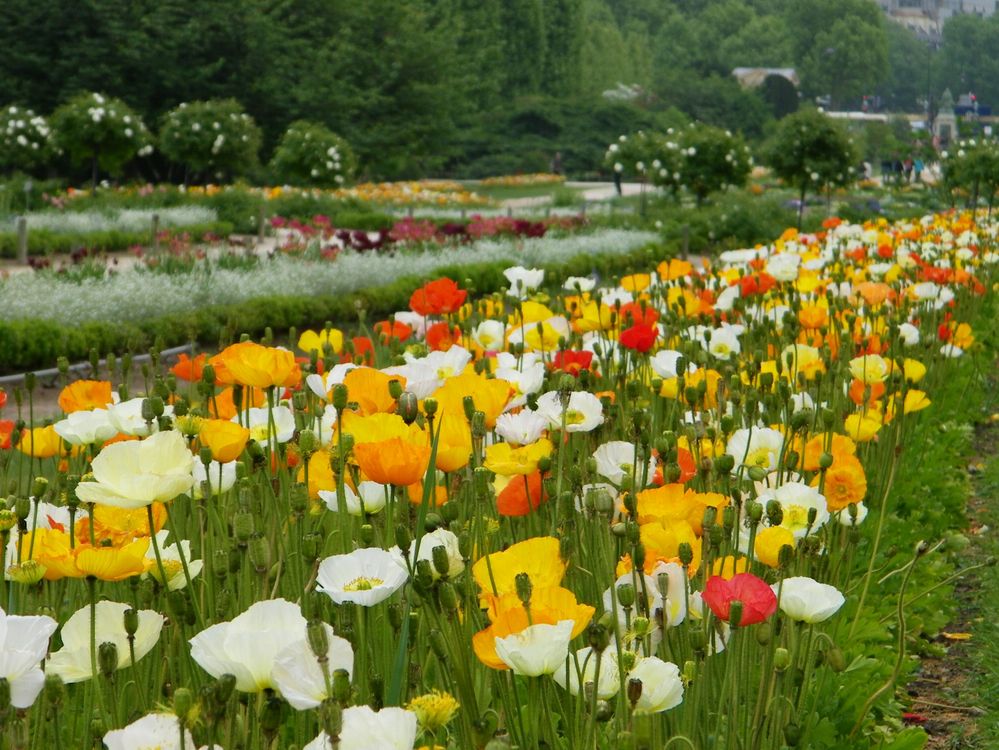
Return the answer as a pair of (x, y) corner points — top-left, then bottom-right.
(0, 211), (994, 749)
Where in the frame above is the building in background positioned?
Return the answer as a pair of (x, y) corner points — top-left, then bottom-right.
(876, 0), (996, 41)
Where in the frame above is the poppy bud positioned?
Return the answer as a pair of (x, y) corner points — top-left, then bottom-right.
(515, 572), (533, 608)
(773, 647), (791, 672)
(714, 454), (735, 474)
(678, 542), (694, 567)
(298, 429), (318, 455)
(432, 545), (450, 577)
(429, 629), (449, 661)
(438, 581), (460, 612)
(307, 619), (330, 663)
(303, 532), (323, 563)
(98, 641), (119, 677)
(44, 673), (65, 706)
(746, 501), (763, 524)
(627, 677), (643, 707)
(423, 397), (438, 418)
(387, 378), (403, 400)
(260, 693), (284, 736)
(398, 392), (419, 424)
(173, 687), (194, 723)
(248, 533), (270, 574)
(234, 512), (254, 543)
(756, 622), (772, 645)
(332, 384), (349, 411)
(728, 601), (744, 629)
(415, 560), (434, 591)
(616, 583), (636, 609)
(123, 607), (139, 637)
(819, 452), (834, 470)
(359, 524), (375, 545)
(826, 647), (846, 672)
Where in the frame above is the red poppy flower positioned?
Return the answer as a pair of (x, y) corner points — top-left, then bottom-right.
(619, 324), (658, 353)
(373, 320), (413, 345)
(496, 470), (547, 517)
(0, 420), (14, 450)
(550, 350), (593, 376)
(618, 302), (659, 328)
(409, 278), (468, 316)
(342, 337), (375, 366)
(426, 322), (462, 352)
(0, 388), (6, 410)
(737, 273), (777, 297)
(702, 573), (777, 626)
(876, 244), (894, 259)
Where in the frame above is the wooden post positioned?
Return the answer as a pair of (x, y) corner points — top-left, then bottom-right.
(460, 209), (466, 221)
(151, 213), (160, 255)
(545, 207), (551, 218)
(506, 207), (513, 218)
(15, 217), (27, 264)
(257, 205), (266, 244)
(580, 201), (587, 217)
(682, 223), (690, 261)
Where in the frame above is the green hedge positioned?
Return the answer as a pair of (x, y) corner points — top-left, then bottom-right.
(0, 222), (234, 258)
(0, 243), (668, 373)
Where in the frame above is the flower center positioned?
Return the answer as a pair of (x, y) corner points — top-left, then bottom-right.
(343, 576), (384, 591)
(565, 409), (586, 425)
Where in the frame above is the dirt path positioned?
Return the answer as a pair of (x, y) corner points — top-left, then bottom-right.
(905, 421), (998, 747)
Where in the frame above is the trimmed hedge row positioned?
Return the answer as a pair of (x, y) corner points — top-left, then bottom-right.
(0, 222), (235, 258)
(0, 242), (669, 373)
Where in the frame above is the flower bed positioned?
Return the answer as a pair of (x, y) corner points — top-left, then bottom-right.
(0, 211), (993, 749)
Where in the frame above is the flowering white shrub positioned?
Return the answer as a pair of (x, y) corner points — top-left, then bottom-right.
(270, 121), (356, 188)
(159, 99), (261, 181)
(0, 106), (57, 170)
(51, 92), (152, 178)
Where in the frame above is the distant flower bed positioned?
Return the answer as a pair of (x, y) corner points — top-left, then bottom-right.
(270, 213), (587, 254)
(0, 228), (657, 322)
(9, 206), (217, 234)
(479, 173), (566, 187)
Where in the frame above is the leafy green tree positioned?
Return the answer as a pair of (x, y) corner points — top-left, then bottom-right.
(270, 121), (356, 188)
(51, 92), (152, 189)
(942, 138), (999, 215)
(543, 0), (585, 97)
(676, 124), (753, 205)
(0, 106), (57, 172)
(937, 14), (999, 111)
(767, 107), (856, 227)
(501, 0), (546, 95)
(159, 100), (261, 183)
(799, 18), (888, 108)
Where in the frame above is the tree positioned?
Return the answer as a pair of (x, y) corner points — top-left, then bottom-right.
(51, 92), (152, 190)
(0, 106), (57, 173)
(942, 138), (999, 216)
(270, 121), (356, 188)
(675, 124), (753, 205)
(799, 18), (888, 108)
(767, 108), (856, 228)
(158, 100), (261, 184)
(937, 14), (999, 112)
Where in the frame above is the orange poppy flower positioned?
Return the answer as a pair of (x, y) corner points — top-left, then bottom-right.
(495, 470), (546, 517)
(211, 342), (301, 389)
(0, 420), (14, 450)
(209, 386), (266, 420)
(170, 353), (209, 383)
(409, 278), (468, 316)
(58, 380), (114, 413)
(343, 368), (405, 416)
(200, 419), (251, 463)
(353, 437), (431, 486)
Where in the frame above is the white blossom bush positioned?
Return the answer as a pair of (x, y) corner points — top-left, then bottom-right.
(159, 100), (261, 182)
(0, 105), (57, 171)
(270, 121), (356, 188)
(51, 92), (152, 180)
(0, 229), (655, 322)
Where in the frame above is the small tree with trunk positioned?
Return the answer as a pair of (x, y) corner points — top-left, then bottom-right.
(767, 108), (856, 228)
(51, 92), (151, 191)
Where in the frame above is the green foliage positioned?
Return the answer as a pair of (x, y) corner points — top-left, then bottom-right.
(941, 138), (999, 209)
(50, 92), (151, 177)
(767, 108), (857, 204)
(158, 99), (261, 181)
(269, 121), (356, 188)
(0, 106), (56, 172)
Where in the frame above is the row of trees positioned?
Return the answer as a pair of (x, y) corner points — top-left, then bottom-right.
(0, 0), (994, 179)
(0, 95), (355, 188)
(605, 110), (857, 226)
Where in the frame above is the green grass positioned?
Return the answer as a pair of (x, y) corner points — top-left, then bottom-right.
(470, 182), (581, 202)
